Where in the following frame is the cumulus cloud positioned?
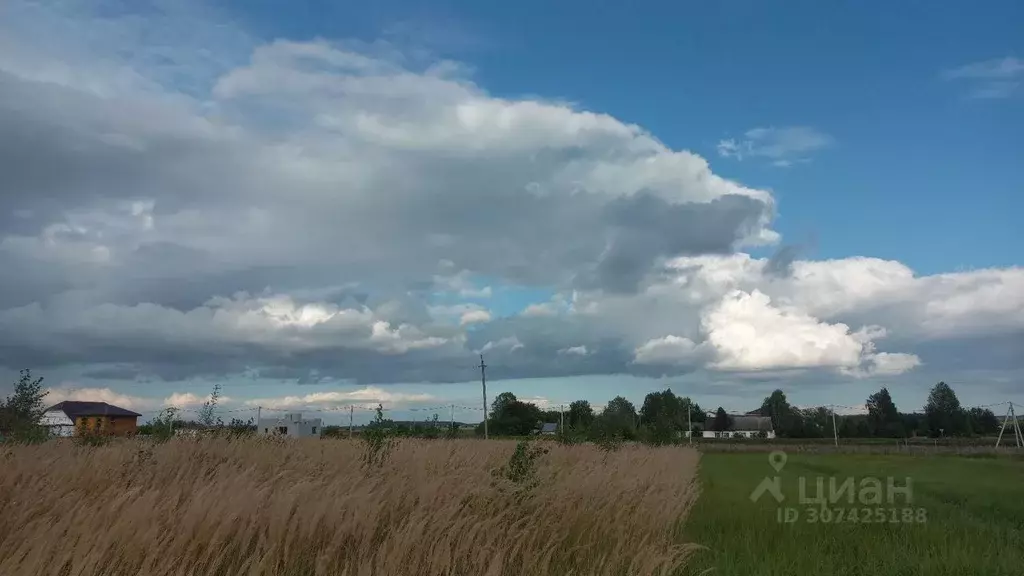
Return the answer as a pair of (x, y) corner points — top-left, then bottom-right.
(243, 387), (435, 411)
(0, 292), (453, 359)
(428, 303), (492, 326)
(163, 391), (234, 408)
(44, 386), (154, 411)
(559, 345), (590, 356)
(479, 336), (525, 354)
(633, 336), (701, 366)
(459, 309), (492, 326)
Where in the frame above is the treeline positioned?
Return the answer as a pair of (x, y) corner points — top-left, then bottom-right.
(480, 390), (705, 445)
(321, 414), (468, 439)
(480, 381), (1004, 441)
(753, 382), (1001, 438)
(2, 366), (1005, 444)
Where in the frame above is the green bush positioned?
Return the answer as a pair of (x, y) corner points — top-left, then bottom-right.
(361, 404), (395, 470)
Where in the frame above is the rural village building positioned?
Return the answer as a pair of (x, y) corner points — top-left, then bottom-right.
(700, 414), (776, 439)
(258, 412), (322, 438)
(39, 401), (141, 437)
(538, 422), (559, 435)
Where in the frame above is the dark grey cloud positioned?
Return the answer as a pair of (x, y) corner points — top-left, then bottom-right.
(592, 193), (767, 292)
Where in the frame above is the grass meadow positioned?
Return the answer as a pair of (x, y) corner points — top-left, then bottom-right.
(0, 438), (700, 576)
(2, 438), (1022, 576)
(684, 452), (1024, 576)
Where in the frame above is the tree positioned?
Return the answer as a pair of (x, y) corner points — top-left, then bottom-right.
(489, 392), (542, 436)
(148, 407), (181, 442)
(840, 415), (872, 438)
(758, 390), (794, 436)
(797, 407), (829, 438)
(682, 397), (705, 424)
(966, 407), (1000, 436)
(924, 382), (966, 437)
(711, 407), (732, 432)
(866, 387), (903, 437)
(567, 400), (595, 430)
(226, 417), (255, 436)
(540, 409), (561, 424)
(640, 389), (684, 430)
(603, 396), (637, 422)
(600, 396), (638, 440)
(1, 369), (48, 440)
(196, 382), (222, 428)
(490, 392), (518, 420)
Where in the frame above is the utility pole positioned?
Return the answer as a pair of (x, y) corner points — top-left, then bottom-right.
(450, 404), (455, 432)
(479, 354), (488, 440)
(830, 404), (839, 447)
(559, 404), (564, 432)
(349, 405), (354, 439)
(1016, 403), (1024, 447)
(996, 402), (1023, 448)
(688, 406), (693, 445)
(256, 406), (261, 434)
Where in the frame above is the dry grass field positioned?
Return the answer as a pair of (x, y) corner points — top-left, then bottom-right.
(0, 438), (701, 576)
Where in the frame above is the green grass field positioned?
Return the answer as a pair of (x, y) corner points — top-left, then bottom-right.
(683, 452), (1024, 576)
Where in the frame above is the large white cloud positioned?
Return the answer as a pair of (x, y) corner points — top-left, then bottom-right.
(0, 1), (1021, 394)
(702, 290), (893, 372)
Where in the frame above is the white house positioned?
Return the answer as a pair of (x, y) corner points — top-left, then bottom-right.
(701, 415), (776, 439)
(257, 412), (322, 438)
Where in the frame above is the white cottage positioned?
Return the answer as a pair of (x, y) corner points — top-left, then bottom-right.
(257, 412), (322, 438)
(701, 415), (776, 439)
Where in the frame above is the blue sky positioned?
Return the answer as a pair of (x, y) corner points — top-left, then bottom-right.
(1, 0), (1022, 424)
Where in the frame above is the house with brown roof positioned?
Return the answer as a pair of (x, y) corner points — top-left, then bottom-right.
(40, 401), (141, 437)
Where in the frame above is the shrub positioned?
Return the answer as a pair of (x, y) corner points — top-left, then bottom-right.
(361, 404), (395, 470)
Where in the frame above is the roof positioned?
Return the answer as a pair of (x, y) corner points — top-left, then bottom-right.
(728, 415), (773, 432)
(45, 401), (141, 418)
(540, 422), (558, 433)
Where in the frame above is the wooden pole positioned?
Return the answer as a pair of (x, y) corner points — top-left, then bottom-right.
(688, 406), (693, 445)
(480, 354), (488, 440)
(831, 405), (839, 447)
(996, 403), (1012, 448)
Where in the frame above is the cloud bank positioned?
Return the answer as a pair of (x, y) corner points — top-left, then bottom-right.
(1, 2), (1022, 402)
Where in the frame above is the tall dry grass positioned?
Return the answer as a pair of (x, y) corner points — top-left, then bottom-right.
(0, 438), (700, 576)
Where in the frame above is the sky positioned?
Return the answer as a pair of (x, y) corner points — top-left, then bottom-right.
(0, 0), (1021, 425)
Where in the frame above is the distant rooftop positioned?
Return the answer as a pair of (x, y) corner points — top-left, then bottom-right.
(45, 401), (141, 418)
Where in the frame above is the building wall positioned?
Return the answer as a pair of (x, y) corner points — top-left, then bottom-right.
(40, 410), (75, 437)
(257, 414), (322, 438)
(74, 415), (138, 436)
(701, 430), (776, 439)
(108, 416), (139, 436)
(40, 410), (139, 437)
